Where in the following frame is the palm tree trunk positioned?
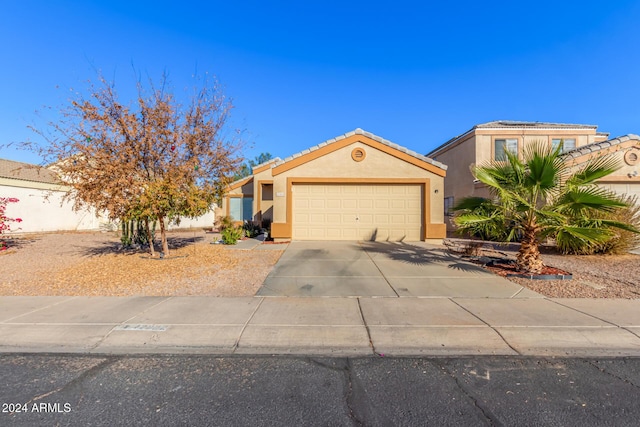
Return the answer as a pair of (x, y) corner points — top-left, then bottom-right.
(516, 226), (544, 274)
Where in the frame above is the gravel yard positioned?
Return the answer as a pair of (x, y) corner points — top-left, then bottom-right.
(0, 231), (283, 296)
(505, 252), (640, 299)
(1, 232), (639, 298)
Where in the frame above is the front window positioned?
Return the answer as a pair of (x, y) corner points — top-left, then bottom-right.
(552, 138), (576, 153)
(494, 138), (518, 161)
(229, 197), (253, 221)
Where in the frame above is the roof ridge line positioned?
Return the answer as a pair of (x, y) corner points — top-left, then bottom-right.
(274, 129), (447, 170)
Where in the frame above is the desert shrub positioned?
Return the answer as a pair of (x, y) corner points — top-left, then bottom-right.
(242, 221), (261, 238)
(452, 197), (515, 242)
(215, 215), (233, 231)
(559, 195), (640, 255)
(221, 226), (243, 245)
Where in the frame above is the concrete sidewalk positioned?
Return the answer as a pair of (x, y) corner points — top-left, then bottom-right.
(1, 296), (640, 357)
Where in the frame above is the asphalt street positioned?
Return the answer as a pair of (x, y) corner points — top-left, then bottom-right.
(1, 355), (640, 426)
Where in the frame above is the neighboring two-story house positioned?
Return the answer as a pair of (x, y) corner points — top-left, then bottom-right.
(426, 121), (639, 231)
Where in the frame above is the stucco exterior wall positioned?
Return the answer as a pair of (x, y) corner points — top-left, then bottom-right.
(566, 139), (640, 205)
(272, 142), (445, 227)
(253, 166), (275, 224)
(1, 182), (106, 233)
(432, 135), (476, 204)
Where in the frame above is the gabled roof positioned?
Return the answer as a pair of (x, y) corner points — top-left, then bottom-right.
(251, 157), (282, 174)
(272, 128), (447, 176)
(561, 134), (640, 162)
(428, 120), (600, 157)
(227, 175), (253, 191)
(0, 158), (60, 184)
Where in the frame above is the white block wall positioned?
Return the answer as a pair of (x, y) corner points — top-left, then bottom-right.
(1, 185), (105, 233)
(2, 183), (217, 233)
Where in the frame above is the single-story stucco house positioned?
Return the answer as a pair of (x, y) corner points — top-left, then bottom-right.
(223, 128), (448, 241)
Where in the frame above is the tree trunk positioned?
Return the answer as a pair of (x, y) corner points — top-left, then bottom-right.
(145, 217), (155, 257)
(516, 227), (544, 274)
(158, 216), (169, 257)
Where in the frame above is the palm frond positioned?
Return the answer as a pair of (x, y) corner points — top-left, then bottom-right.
(566, 155), (621, 187)
(555, 187), (627, 214)
(598, 219), (640, 233)
(524, 142), (561, 191)
(453, 213), (496, 225)
(554, 225), (616, 254)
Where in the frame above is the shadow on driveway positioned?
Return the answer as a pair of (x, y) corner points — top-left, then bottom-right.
(357, 241), (488, 274)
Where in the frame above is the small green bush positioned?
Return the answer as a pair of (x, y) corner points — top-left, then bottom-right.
(221, 226), (243, 245)
(242, 221), (262, 238)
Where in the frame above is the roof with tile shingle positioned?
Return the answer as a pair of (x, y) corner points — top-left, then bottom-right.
(560, 134), (640, 161)
(274, 128), (447, 171)
(0, 158), (61, 184)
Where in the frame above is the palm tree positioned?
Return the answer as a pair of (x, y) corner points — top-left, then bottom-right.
(453, 141), (637, 274)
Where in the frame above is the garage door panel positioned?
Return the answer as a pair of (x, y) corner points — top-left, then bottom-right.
(343, 186), (358, 194)
(343, 200), (357, 209)
(407, 200), (421, 209)
(358, 214), (374, 225)
(327, 199), (341, 209)
(294, 213), (310, 223)
(310, 213), (326, 223)
(391, 200), (406, 209)
(375, 200), (389, 209)
(310, 200), (325, 209)
(374, 215), (389, 224)
(294, 199), (310, 209)
(359, 199), (374, 209)
(292, 184), (423, 241)
(390, 214), (406, 224)
(326, 213), (341, 223)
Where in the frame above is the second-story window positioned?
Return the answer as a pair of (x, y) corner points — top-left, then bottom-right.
(495, 138), (518, 161)
(552, 138), (576, 153)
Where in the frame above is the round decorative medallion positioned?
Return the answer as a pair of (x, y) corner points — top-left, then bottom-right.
(624, 149), (640, 166)
(351, 147), (366, 162)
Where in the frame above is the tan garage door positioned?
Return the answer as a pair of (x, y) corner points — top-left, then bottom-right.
(292, 184), (423, 241)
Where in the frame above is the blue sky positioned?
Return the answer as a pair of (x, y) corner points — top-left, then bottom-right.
(1, 1), (639, 165)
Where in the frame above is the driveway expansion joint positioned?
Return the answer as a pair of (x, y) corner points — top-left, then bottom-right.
(356, 298), (377, 356)
(232, 297), (265, 353)
(449, 298), (522, 356)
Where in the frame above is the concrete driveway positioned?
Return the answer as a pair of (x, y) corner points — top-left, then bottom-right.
(257, 241), (541, 298)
